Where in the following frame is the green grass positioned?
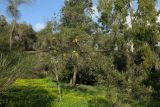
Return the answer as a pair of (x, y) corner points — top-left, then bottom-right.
(0, 78), (159, 107)
(0, 78), (106, 107)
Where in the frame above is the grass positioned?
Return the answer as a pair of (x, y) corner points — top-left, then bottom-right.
(0, 78), (105, 107)
(0, 78), (159, 107)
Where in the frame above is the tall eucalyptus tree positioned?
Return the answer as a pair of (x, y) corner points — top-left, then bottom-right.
(6, 0), (32, 51)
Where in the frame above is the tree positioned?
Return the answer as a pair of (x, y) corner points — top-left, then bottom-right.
(16, 23), (36, 50)
(35, 21), (54, 50)
(6, 0), (32, 51)
(0, 15), (8, 28)
(60, 0), (94, 87)
(0, 15), (9, 52)
(50, 55), (66, 101)
(98, 0), (131, 71)
(96, 1), (160, 102)
(135, 0), (160, 96)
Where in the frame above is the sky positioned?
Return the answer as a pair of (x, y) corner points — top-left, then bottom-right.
(0, 0), (159, 32)
(0, 0), (97, 31)
(0, 0), (65, 31)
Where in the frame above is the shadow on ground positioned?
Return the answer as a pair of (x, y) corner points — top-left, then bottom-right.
(0, 86), (55, 107)
(88, 97), (112, 107)
(146, 93), (160, 107)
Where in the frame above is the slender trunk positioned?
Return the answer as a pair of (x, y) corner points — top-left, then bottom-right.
(129, 0), (134, 25)
(10, 2), (17, 51)
(70, 65), (78, 87)
(10, 16), (16, 51)
(55, 71), (62, 101)
(69, 77), (73, 86)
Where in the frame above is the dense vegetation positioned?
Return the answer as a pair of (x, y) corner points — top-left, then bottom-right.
(0, 0), (160, 107)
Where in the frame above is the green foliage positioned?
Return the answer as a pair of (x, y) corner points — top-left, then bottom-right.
(35, 22), (54, 50)
(15, 23), (37, 50)
(0, 15), (10, 52)
(135, 44), (155, 69)
(137, 0), (157, 24)
(0, 50), (39, 91)
(61, 0), (93, 29)
(98, 0), (128, 31)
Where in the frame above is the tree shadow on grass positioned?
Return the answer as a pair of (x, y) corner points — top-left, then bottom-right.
(0, 86), (55, 107)
(146, 93), (160, 107)
(88, 97), (112, 107)
(61, 83), (99, 96)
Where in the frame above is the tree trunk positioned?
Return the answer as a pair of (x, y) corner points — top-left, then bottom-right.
(55, 71), (62, 101)
(10, 17), (16, 51)
(70, 65), (78, 87)
(10, 2), (17, 51)
(129, 0), (134, 25)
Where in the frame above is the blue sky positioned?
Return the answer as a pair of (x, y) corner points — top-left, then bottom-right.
(0, 0), (159, 31)
(0, 0), (97, 31)
(0, 0), (65, 31)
